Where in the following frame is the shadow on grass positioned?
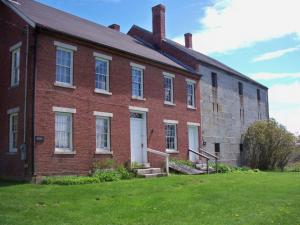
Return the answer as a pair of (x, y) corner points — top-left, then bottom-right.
(0, 179), (28, 187)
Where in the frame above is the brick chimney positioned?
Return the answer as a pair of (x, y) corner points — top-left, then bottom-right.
(185, 33), (193, 49)
(152, 4), (166, 47)
(108, 24), (120, 31)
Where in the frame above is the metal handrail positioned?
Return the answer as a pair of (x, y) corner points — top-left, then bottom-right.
(188, 149), (209, 174)
(199, 148), (219, 173)
(147, 148), (170, 176)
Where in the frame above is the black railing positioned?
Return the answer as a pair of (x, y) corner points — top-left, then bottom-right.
(188, 149), (210, 174)
(199, 148), (219, 173)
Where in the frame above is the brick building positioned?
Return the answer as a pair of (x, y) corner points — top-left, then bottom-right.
(0, 0), (201, 179)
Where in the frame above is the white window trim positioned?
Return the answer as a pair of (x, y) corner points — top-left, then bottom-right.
(95, 57), (110, 93)
(185, 78), (196, 84)
(55, 46), (74, 86)
(54, 41), (77, 51)
(95, 116), (111, 153)
(54, 112), (74, 153)
(163, 72), (175, 78)
(7, 107), (20, 115)
(129, 106), (149, 112)
(164, 75), (174, 104)
(131, 66), (144, 99)
(93, 111), (113, 117)
(186, 80), (196, 108)
(163, 119), (178, 124)
(9, 113), (18, 153)
(11, 47), (20, 87)
(187, 122), (200, 127)
(52, 106), (76, 114)
(9, 42), (22, 52)
(93, 52), (112, 61)
(164, 123), (178, 152)
(130, 62), (145, 70)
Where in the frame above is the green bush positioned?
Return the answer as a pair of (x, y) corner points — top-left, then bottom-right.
(285, 162), (300, 172)
(117, 166), (134, 180)
(93, 170), (121, 182)
(42, 176), (100, 185)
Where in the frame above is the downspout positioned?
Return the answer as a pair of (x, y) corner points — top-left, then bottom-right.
(31, 28), (38, 176)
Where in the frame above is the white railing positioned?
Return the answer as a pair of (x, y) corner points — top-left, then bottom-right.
(147, 148), (170, 176)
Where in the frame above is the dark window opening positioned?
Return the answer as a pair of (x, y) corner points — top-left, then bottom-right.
(212, 72), (218, 88)
(214, 143), (220, 157)
(238, 82), (243, 96)
(239, 144), (243, 152)
(257, 89), (261, 101)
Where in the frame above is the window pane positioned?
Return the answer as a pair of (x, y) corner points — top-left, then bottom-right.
(9, 113), (18, 151)
(96, 117), (110, 150)
(165, 124), (176, 150)
(95, 59), (108, 90)
(55, 113), (72, 149)
(11, 49), (20, 86)
(187, 83), (195, 107)
(164, 77), (173, 102)
(56, 48), (72, 84)
(132, 68), (143, 97)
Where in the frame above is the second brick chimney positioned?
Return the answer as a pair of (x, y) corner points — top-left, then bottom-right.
(184, 33), (193, 49)
(152, 4), (166, 47)
(108, 24), (120, 31)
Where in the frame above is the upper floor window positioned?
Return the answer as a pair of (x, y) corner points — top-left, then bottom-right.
(211, 72), (218, 88)
(257, 89), (261, 101)
(95, 58), (109, 91)
(10, 44), (21, 87)
(186, 79), (196, 108)
(238, 82), (243, 96)
(131, 63), (145, 99)
(163, 72), (175, 104)
(54, 41), (77, 88)
(7, 107), (19, 153)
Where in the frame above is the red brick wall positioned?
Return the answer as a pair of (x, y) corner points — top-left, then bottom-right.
(34, 32), (201, 176)
(0, 2), (35, 179)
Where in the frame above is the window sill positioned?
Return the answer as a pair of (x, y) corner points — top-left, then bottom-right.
(187, 106), (197, 110)
(54, 150), (76, 155)
(54, 82), (76, 89)
(166, 150), (179, 154)
(95, 150), (113, 155)
(6, 151), (17, 155)
(164, 101), (176, 106)
(9, 84), (19, 89)
(94, 89), (112, 95)
(132, 96), (146, 101)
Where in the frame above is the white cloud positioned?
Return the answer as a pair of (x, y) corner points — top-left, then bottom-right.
(268, 81), (300, 134)
(252, 45), (300, 62)
(173, 0), (300, 54)
(250, 72), (300, 80)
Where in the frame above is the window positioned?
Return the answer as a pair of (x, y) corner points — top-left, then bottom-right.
(257, 89), (261, 101)
(55, 112), (72, 152)
(164, 122), (177, 151)
(238, 82), (243, 96)
(239, 144), (243, 152)
(11, 47), (20, 87)
(131, 67), (144, 98)
(9, 113), (18, 152)
(55, 47), (73, 85)
(214, 143), (220, 157)
(164, 75), (174, 104)
(95, 58), (109, 92)
(96, 117), (111, 152)
(186, 80), (195, 108)
(212, 72), (218, 88)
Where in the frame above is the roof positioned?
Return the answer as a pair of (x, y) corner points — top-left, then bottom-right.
(131, 25), (268, 89)
(2, 0), (193, 73)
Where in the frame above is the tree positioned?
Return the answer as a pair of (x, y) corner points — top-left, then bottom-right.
(242, 119), (296, 170)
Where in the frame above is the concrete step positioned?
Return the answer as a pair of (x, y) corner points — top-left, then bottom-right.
(142, 173), (166, 178)
(136, 168), (162, 175)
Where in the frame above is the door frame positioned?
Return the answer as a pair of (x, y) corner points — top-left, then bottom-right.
(187, 122), (200, 162)
(129, 108), (148, 165)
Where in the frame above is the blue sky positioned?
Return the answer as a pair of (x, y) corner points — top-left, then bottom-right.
(37, 0), (300, 134)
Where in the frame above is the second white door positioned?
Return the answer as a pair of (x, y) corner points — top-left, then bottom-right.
(188, 126), (199, 162)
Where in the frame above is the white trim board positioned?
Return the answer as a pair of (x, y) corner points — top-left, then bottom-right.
(93, 111), (113, 117)
(129, 106), (149, 112)
(187, 122), (200, 127)
(130, 62), (145, 70)
(185, 78), (196, 84)
(52, 106), (76, 114)
(54, 41), (77, 51)
(7, 107), (20, 115)
(93, 52), (112, 60)
(163, 72), (175, 78)
(163, 119), (179, 124)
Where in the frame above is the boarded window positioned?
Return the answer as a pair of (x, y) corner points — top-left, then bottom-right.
(238, 82), (243, 96)
(257, 89), (261, 101)
(211, 72), (218, 88)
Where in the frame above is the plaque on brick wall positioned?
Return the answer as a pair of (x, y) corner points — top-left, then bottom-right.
(35, 136), (45, 143)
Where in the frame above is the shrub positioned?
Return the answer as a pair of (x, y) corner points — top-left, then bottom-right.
(214, 163), (234, 173)
(93, 170), (121, 182)
(242, 119), (296, 171)
(42, 176), (100, 185)
(285, 162), (300, 172)
(117, 166), (134, 180)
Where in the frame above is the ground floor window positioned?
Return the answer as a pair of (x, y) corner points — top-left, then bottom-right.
(9, 113), (18, 152)
(55, 112), (72, 151)
(215, 143), (220, 157)
(96, 117), (110, 152)
(165, 123), (177, 151)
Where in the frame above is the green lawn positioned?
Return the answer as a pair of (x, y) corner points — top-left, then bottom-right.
(0, 172), (299, 225)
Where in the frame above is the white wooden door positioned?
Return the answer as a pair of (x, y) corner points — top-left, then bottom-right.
(130, 112), (147, 164)
(188, 126), (199, 162)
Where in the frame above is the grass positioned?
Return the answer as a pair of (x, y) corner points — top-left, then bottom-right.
(0, 172), (300, 225)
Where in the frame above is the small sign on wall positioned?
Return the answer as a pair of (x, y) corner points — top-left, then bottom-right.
(35, 136), (45, 143)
